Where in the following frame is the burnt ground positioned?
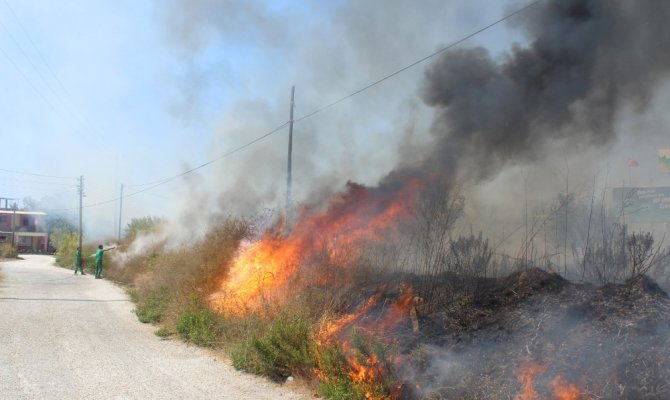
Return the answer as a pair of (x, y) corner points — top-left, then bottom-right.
(355, 268), (670, 399)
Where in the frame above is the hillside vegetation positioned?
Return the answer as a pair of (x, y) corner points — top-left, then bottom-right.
(100, 187), (670, 399)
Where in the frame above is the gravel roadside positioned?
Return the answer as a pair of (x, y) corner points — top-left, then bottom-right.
(0, 255), (311, 400)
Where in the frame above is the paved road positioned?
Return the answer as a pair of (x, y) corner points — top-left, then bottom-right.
(0, 255), (308, 400)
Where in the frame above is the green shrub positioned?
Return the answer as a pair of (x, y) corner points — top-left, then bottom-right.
(316, 345), (362, 400)
(51, 230), (78, 268)
(0, 243), (17, 258)
(135, 288), (170, 324)
(176, 309), (218, 346)
(230, 313), (314, 380)
(230, 340), (267, 375)
(253, 314), (314, 379)
(154, 327), (173, 338)
(176, 296), (220, 346)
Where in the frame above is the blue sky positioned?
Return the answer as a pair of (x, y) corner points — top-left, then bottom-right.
(1, 0), (667, 241)
(1, 1), (191, 227)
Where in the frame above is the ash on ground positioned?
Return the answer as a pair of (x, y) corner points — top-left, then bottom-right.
(385, 268), (670, 399)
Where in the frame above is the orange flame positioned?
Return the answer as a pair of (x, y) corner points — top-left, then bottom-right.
(515, 359), (584, 400)
(318, 285), (417, 343)
(374, 286), (416, 332)
(316, 286), (417, 400)
(318, 292), (383, 342)
(515, 360), (548, 400)
(211, 179), (425, 314)
(550, 376), (583, 400)
(209, 178), (427, 398)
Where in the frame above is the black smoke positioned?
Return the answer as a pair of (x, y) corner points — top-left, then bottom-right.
(412, 0), (670, 187)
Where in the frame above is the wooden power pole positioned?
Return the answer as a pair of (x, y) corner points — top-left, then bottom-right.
(286, 86), (295, 221)
(78, 175), (83, 251)
(118, 184), (123, 241)
(11, 203), (16, 247)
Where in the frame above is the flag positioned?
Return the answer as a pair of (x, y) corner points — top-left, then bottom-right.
(627, 159), (639, 168)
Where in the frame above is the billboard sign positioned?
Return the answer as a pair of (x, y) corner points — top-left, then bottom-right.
(613, 186), (670, 223)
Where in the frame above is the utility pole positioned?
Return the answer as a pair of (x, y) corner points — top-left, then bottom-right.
(564, 170), (568, 277)
(11, 202), (17, 247)
(78, 176), (84, 251)
(285, 86), (295, 221)
(118, 184), (123, 241)
(2, 198), (18, 247)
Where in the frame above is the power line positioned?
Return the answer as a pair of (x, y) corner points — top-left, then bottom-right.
(294, 0), (540, 123)
(0, 182), (78, 191)
(0, 176), (76, 188)
(45, 121), (291, 212)
(0, 43), (65, 118)
(0, 175), (78, 187)
(0, 168), (77, 180)
(125, 120), (290, 188)
(3, 0), (77, 103)
(125, 0), (539, 191)
(59, 0), (541, 211)
(0, 12), (70, 116)
(1, 1), (108, 142)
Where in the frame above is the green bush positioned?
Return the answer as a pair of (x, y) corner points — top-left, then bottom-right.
(0, 243), (17, 258)
(231, 339), (267, 375)
(134, 288), (170, 324)
(176, 296), (220, 346)
(83, 254), (96, 274)
(231, 313), (314, 380)
(124, 216), (166, 240)
(51, 230), (78, 268)
(176, 309), (218, 346)
(316, 345), (362, 400)
(154, 327), (173, 338)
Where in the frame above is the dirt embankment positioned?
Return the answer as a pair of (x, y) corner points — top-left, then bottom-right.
(406, 268), (670, 399)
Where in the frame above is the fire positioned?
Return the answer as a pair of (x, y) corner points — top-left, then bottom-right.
(318, 285), (417, 342)
(207, 177), (427, 397)
(318, 292), (383, 341)
(550, 376), (582, 400)
(515, 359), (548, 400)
(515, 359), (584, 400)
(315, 285), (418, 400)
(374, 286), (417, 332)
(218, 230), (302, 307)
(211, 179), (425, 314)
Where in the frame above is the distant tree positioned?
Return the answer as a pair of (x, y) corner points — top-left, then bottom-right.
(124, 216), (166, 240)
(46, 215), (78, 259)
(626, 232), (670, 278)
(46, 215), (77, 235)
(21, 197), (40, 211)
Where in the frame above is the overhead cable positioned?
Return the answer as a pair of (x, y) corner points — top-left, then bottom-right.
(51, 0), (541, 210)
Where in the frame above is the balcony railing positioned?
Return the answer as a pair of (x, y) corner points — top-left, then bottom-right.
(16, 226), (44, 233)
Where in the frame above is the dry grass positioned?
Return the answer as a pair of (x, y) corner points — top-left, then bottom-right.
(0, 243), (17, 259)
(107, 217), (252, 328)
(107, 215), (361, 391)
(103, 182), (670, 400)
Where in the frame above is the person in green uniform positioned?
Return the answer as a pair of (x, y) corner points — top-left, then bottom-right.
(74, 247), (85, 275)
(94, 245), (104, 279)
(93, 245), (116, 279)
